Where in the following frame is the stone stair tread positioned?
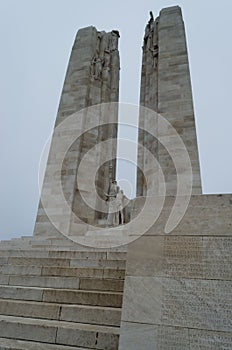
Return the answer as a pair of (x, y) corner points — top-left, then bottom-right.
(0, 245), (127, 252)
(3, 257), (126, 268)
(4, 275), (124, 292)
(0, 285), (123, 307)
(0, 298), (121, 311)
(5, 275), (124, 291)
(0, 250), (114, 257)
(0, 315), (120, 347)
(7, 275), (80, 290)
(0, 298), (121, 326)
(0, 265), (125, 279)
(0, 337), (89, 350)
(0, 284), (123, 295)
(0, 314), (120, 333)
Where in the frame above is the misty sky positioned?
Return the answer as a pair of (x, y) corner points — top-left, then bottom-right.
(0, 0), (232, 240)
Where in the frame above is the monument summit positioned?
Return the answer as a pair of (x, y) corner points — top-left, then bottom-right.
(0, 6), (231, 349)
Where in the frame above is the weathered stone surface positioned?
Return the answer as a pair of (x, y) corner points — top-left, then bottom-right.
(122, 276), (162, 324)
(189, 329), (232, 349)
(0, 275), (9, 285)
(120, 322), (232, 350)
(56, 323), (119, 349)
(160, 278), (232, 332)
(7, 257), (70, 267)
(119, 322), (189, 350)
(0, 337), (88, 350)
(0, 299), (60, 320)
(41, 266), (104, 278)
(70, 258), (126, 269)
(8, 275), (80, 289)
(43, 289), (122, 307)
(0, 286), (43, 301)
(203, 237), (232, 280)
(119, 322), (157, 350)
(126, 235), (203, 278)
(60, 304), (121, 326)
(0, 315), (57, 343)
(79, 278), (124, 292)
(0, 265), (42, 276)
(131, 194), (232, 237)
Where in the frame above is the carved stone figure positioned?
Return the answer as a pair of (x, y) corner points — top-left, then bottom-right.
(149, 11), (154, 22)
(97, 33), (102, 53)
(95, 57), (103, 78)
(105, 180), (118, 226)
(104, 51), (111, 68)
(151, 44), (159, 67)
(109, 31), (119, 51)
(144, 11), (155, 50)
(102, 51), (111, 81)
(91, 56), (103, 79)
(102, 67), (110, 82)
(116, 190), (125, 224)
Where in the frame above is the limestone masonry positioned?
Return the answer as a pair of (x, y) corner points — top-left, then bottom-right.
(0, 5), (231, 350)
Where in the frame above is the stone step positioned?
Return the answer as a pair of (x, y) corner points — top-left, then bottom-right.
(0, 337), (90, 350)
(41, 266), (125, 279)
(0, 299), (121, 326)
(6, 257), (70, 267)
(7, 275), (80, 290)
(0, 249), (127, 260)
(5, 275), (124, 291)
(16, 235), (127, 249)
(0, 250), (103, 259)
(79, 277), (124, 292)
(0, 315), (119, 349)
(0, 258), (8, 265)
(70, 259), (125, 269)
(0, 276), (8, 285)
(0, 285), (123, 307)
(0, 265), (125, 279)
(0, 244), (127, 253)
(0, 237), (127, 252)
(4, 257), (125, 269)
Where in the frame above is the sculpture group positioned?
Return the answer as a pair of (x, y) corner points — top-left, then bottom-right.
(105, 180), (128, 227)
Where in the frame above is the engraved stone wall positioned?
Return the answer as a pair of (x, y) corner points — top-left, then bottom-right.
(119, 193), (232, 349)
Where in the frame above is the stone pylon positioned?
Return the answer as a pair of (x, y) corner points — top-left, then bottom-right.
(34, 27), (120, 238)
(137, 6), (202, 196)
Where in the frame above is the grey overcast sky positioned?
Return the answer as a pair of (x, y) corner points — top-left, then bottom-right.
(0, 0), (231, 240)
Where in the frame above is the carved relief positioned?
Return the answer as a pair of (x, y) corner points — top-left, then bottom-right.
(91, 56), (104, 79)
(91, 30), (119, 81)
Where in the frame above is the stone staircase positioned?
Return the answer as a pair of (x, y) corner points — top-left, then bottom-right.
(0, 237), (126, 349)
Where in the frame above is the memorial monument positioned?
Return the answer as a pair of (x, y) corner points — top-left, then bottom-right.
(0, 5), (231, 350)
